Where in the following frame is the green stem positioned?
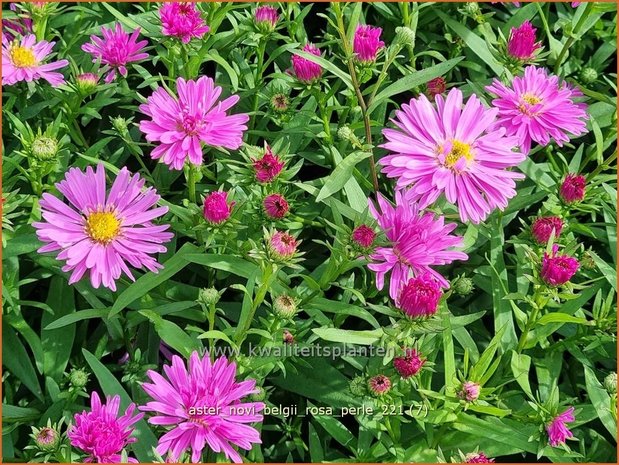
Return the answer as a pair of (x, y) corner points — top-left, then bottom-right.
(586, 150), (617, 182)
(235, 263), (277, 347)
(186, 163), (204, 245)
(554, 2), (595, 75)
(516, 289), (545, 353)
(251, 39), (267, 132)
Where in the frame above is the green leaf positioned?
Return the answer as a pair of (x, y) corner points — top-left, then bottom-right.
(292, 50), (353, 89)
(2, 322), (44, 402)
(510, 351), (534, 400)
(315, 151), (371, 203)
(536, 313), (593, 326)
(310, 405), (358, 452)
(139, 310), (201, 358)
(584, 366), (617, 438)
(43, 308), (110, 330)
(311, 328), (381, 345)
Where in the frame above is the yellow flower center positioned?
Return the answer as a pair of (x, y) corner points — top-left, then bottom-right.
(445, 140), (473, 168)
(10, 45), (37, 68)
(521, 93), (542, 105)
(85, 211), (121, 244)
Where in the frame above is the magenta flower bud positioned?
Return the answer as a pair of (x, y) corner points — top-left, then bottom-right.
(252, 145), (285, 183)
(458, 381), (481, 402)
(283, 329), (295, 345)
(541, 245), (579, 286)
(291, 44), (323, 84)
(269, 230), (298, 260)
(546, 407), (575, 447)
(203, 191), (234, 225)
(426, 76), (446, 98)
(393, 348), (425, 379)
(397, 274), (442, 318)
(353, 25), (384, 63)
(531, 216), (563, 244)
(263, 193), (289, 219)
(560, 173), (586, 204)
(254, 5), (279, 32)
(507, 21), (541, 61)
(75, 72), (99, 93)
(464, 452), (495, 463)
(368, 374), (391, 396)
(351, 224), (376, 248)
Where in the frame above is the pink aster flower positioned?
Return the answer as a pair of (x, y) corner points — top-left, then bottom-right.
(368, 374), (391, 396)
(353, 25), (384, 63)
(263, 193), (289, 219)
(464, 452), (495, 463)
(541, 245), (579, 286)
(32, 164), (173, 291)
(397, 274), (442, 318)
(486, 66), (589, 155)
(531, 216), (563, 244)
(508, 21), (541, 61)
(560, 173), (586, 204)
(159, 2), (209, 44)
(546, 407), (576, 447)
(368, 189), (467, 299)
(252, 145), (285, 183)
(269, 230), (298, 260)
(393, 348), (425, 378)
(140, 352), (264, 463)
(2, 34), (68, 86)
(380, 88), (526, 224)
(68, 392), (143, 463)
(457, 381), (481, 402)
(291, 43), (323, 84)
(426, 76), (446, 99)
(139, 76), (248, 170)
(81, 23), (148, 83)
(254, 5), (279, 32)
(352, 224), (376, 248)
(203, 191), (234, 224)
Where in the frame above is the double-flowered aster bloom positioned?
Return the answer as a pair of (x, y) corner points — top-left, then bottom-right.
(159, 2), (209, 43)
(2, 34), (68, 86)
(546, 407), (576, 447)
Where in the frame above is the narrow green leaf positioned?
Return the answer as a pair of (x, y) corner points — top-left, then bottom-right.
(316, 151), (371, 203)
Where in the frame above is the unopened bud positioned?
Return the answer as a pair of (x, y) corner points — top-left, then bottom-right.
(604, 372), (617, 394)
(250, 386), (267, 402)
(452, 275), (474, 297)
(198, 288), (220, 306)
(69, 368), (89, 388)
(349, 375), (367, 396)
(273, 295), (297, 319)
(31, 135), (58, 161)
(580, 67), (598, 84)
(31, 426), (60, 452)
(394, 26), (415, 47)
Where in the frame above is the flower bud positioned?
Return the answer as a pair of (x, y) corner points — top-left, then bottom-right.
(263, 193), (289, 219)
(531, 216), (563, 244)
(337, 125), (354, 142)
(69, 368), (89, 388)
(252, 146), (285, 183)
(464, 452), (494, 463)
(273, 294), (297, 319)
(283, 329), (294, 345)
(541, 245), (579, 286)
(394, 26), (415, 48)
(393, 348), (425, 379)
(31, 135), (59, 161)
(353, 25), (384, 64)
(111, 116), (129, 136)
(580, 251), (596, 270)
(254, 5), (279, 33)
(349, 375), (367, 396)
(580, 67), (598, 84)
(368, 374), (391, 396)
(75, 73), (99, 94)
(270, 93), (289, 113)
(351, 224), (376, 249)
(31, 425), (61, 452)
(198, 287), (220, 306)
(397, 274), (442, 318)
(507, 21), (541, 61)
(452, 275), (475, 297)
(464, 2), (481, 15)
(426, 77), (446, 98)
(560, 173), (586, 204)
(604, 372), (617, 394)
(268, 230), (298, 261)
(291, 44), (323, 84)
(250, 386), (267, 402)
(203, 191), (234, 225)
(457, 381), (480, 402)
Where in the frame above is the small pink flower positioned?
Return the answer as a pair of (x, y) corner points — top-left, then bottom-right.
(464, 452), (495, 463)
(368, 374), (391, 396)
(397, 274), (442, 318)
(291, 44), (323, 84)
(203, 191), (234, 225)
(253, 146), (285, 183)
(546, 407), (575, 447)
(458, 381), (481, 402)
(426, 76), (446, 98)
(353, 25), (384, 63)
(541, 245), (579, 286)
(507, 21), (541, 60)
(393, 349), (425, 378)
(560, 173), (586, 204)
(159, 2), (209, 44)
(352, 224), (376, 248)
(2, 34), (68, 86)
(263, 193), (289, 219)
(254, 5), (279, 31)
(269, 230), (298, 260)
(531, 216), (563, 244)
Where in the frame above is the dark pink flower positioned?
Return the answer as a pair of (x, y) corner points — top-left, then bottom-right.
(159, 2), (209, 44)
(464, 452), (495, 463)
(263, 193), (289, 219)
(352, 224), (376, 248)
(203, 191), (234, 224)
(393, 349), (425, 378)
(541, 245), (579, 286)
(254, 5), (279, 32)
(458, 381), (481, 402)
(560, 173), (586, 204)
(291, 44), (323, 83)
(252, 146), (285, 183)
(531, 216), (563, 244)
(546, 407), (575, 447)
(269, 230), (298, 260)
(507, 21), (541, 60)
(368, 374), (391, 396)
(353, 25), (384, 63)
(426, 76), (446, 98)
(397, 274), (442, 318)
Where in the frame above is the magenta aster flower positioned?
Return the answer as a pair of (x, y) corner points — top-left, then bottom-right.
(140, 352), (264, 463)
(464, 452), (495, 463)
(546, 407), (576, 447)
(353, 25), (384, 63)
(291, 43), (323, 84)
(269, 230), (298, 260)
(159, 2), (209, 44)
(252, 145), (285, 183)
(560, 173), (586, 204)
(263, 193), (289, 219)
(531, 216), (563, 244)
(254, 5), (279, 32)
(368, 189), (467, 299)
(541, 245), (579, 286)
(68, 392), (143, 463)
(457, 381), (481, 402)
(397, 274), (442, 318)
(82, 23), (148, 83)
(352, 224), (376, 248)
(507, 21), (541, 60)
(380, 88), (525, 223)
(203, 191), (234, 224)
(426, 76), (446, 99)
(33, 164), (173, 291)
(2, 3), (33, 42)
(368, 374), (391, 396)
(393, 348), (425, 378)
(486, 66), (589, 155)
(2, 34), (68, 86)
(139, 76), (248, 170)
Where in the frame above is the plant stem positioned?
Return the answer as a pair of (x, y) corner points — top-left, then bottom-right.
(554, 2), (595, 75)
(516, 288), (545, 353)
(186, 163), (204, 245)
(251, 38), (268, 133)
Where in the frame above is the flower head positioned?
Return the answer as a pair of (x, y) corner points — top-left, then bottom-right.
(140, 352), (264, 463)
(560, 173), (586, 204)
(139, 76), (248, 170)
(464, 452), (495, 463)
(252, 146), (285, 183)
(541, 245), (579, 286)
(270, 93), (289, 113)
(353, 25), (384, 63)
(486, 66), (589, 155)
(254, 5), (279, 32)
(397, 274), (442, 318)
(82, 23), (148, 83)
(33, 164), (173, 291)
(263, 193), (289, 219)
(203, 191), (234, 225)
(352, 224), (376, 248)
(2, 34), (68, 86)
(546, 407), (575, 447)
(457, 381), (481, 402)
(368, 374), (391, 396)
(269, 230), (298, 260)
(426, 76), (446, 98)
(368, 189), (467, 299)
(380, 88), (526, 223)
(507, 21), (541, 61)
(76, 72), (99, 93)
(273, 295), (297, 319)
(68, 392), (143, 463)
(32, 426), (61, 452)
(531, 216), (563, 244)
(393, 349), (425, 378)
(291, 44), (323, 84)
(30, 134), (59, 161)
(159, 2), (209, 44)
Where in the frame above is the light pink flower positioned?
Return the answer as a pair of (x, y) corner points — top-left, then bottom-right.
(368, 189), (467, 299)
(393, 349), (425, 378)
(252, 146), (285, 183)
(352, 224), (376, 248)
(32, 164), (173, 291)
(380, 88), (525, 223)
(2, 34), (68, 86)
(507, 21), (541, 60)
(546, 407), (575, 447)
(139, 76), (248, 170)
(159, 2), (209, 44)
(458, 381), (481, 402)
(203, 191), (234, 224)
(269, 230), (298, 260)
(81, 23), (148, 83)
(486, 66), (589, 155)
(263, 193), (289, 219)
(541, 245), (579, 286)
(140, 352), (264, 463)
(560, 173), (586, 204)
(531, 216), (563, 244)
(68, 392), (143, 463)
(353, 25), (384, 63)
(291, 44), (323, 83)
(368, 375), (391, 396)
